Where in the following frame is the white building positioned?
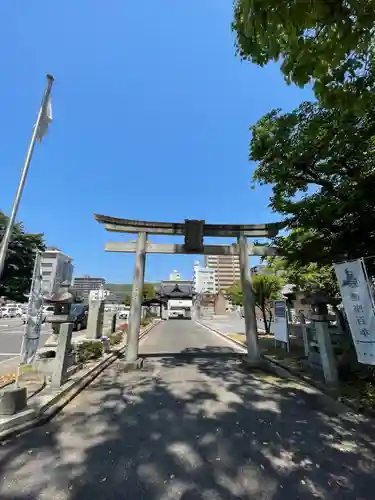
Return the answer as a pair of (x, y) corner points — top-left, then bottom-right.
(41, 247), (74, 296)
(169, 270), (181, 281)
(193, 261), (217, 294)
(71, 275), (106, 300)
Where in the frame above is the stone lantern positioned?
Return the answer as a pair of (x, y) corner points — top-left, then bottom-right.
(45, 280), (74, 323)
(43, 281), (76, 387)
(304, 283), (330, 317)
(304, 283), (338, 387)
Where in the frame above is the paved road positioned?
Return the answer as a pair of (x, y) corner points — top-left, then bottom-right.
(0, 320), (375, 499)
(200, 313), (247, 335)
(0, 312), (122, 371)
(0, 319), (54, 372)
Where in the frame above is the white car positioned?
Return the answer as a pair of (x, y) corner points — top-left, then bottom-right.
(21, 305), (55, 324)
(1, 307), (18, 318)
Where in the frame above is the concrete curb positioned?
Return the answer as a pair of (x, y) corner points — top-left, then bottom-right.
(194, 319), (366, 419)
(0, 320), (160, 442)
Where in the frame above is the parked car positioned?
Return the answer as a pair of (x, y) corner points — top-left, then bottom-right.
(70, 304), (89, 331)
(118, 310), (129, 320)
(21, 305), (55, 324)
(1, 307), (18, 318)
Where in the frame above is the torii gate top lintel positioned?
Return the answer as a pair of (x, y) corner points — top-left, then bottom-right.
(93, 213), (281, 238)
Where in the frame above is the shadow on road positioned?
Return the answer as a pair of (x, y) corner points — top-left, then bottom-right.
(0, 346), (375, 498)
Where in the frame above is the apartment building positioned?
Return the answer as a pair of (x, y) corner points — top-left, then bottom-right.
(193, 261), (217, 294)
(41, 247), (74, 296)
(204, 255), (240, 291)
(71, 275), (106, 300)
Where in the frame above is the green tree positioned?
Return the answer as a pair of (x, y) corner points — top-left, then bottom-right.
(228, 274), (283, 334)
(232, 0), (375, 109)
(250, 101), (375, 266)
(123, 294), (131, 306)
(227, 282), (243, 306)
(142, 283), (156, 301)
(252, 274), (283, 334)
(267, 253), (340, 304)
(0, 212), (45, 302)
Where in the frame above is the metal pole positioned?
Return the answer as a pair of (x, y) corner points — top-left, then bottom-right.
(15, 250), (40, 387)
(126, 232), (147, 362)
(238, 233), (260, 362)
(0, 74), (54, 281)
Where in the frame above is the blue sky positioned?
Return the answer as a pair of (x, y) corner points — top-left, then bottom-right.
(1, 1), (312, 283)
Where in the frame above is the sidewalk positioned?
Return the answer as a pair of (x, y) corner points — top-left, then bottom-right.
(0, 319), (374, 499)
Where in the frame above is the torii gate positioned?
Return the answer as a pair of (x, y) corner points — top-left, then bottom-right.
(94, 214), (280, 369)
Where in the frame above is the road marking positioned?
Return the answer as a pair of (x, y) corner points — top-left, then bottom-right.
(0, 353), (20, 356)
(0, 355), (19, 364)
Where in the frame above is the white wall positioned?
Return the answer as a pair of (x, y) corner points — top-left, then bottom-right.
(168, 299), (192, 310)
(194, 265), (216, 294)
(41, 251), (73, 295)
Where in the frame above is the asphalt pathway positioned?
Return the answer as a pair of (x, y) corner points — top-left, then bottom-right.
(0, 320), (374, 499)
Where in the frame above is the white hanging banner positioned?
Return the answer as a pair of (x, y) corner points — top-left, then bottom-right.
(19, 251), (44, 366)
(334, 259), (375, 365)
(273, 299), (289, 343)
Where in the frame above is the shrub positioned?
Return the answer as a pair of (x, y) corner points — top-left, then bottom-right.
(141, 317), (151, 327)
(75, 340), (103, 363)
(109, 331), (124, 346)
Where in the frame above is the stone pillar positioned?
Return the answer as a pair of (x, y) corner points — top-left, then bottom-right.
(51, 322), (74, 387)
(312, 304), (339, 387)
(299, 312), (310, 357)
(126, 232), (147, 363)
(87, 300), (105, 339)
(110, 312), (117, 333)
(238, 233), (260, 363)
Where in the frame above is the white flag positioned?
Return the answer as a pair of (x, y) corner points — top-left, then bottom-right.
(334, 259), (375, 365)
(19, 251), (44, 365)
(36, 94), (52, 142)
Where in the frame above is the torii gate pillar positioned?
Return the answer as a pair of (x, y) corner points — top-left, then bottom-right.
(125, 231), (147, 366)
(238, 233), (260, 363)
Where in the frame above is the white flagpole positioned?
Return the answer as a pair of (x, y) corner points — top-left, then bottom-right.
(16, 250), (43, 386)
(0, 74), (54, 281)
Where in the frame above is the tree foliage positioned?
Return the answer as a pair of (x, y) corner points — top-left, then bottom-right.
(142, 283), (156, 301)
(267, 254), (340, 304)
(251, 101), (375, 265)
(252, 274), (283, 333)
(227, 282), (243, 306)
(0, 212), (45, 302)
(228, 274), (283, 334)
(232, 0), (375, 109)
(123, 294), (131, 306)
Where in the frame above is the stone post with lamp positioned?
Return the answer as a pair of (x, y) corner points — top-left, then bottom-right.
(305, 284), (339, 388)
(44, 281), (76, 388)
